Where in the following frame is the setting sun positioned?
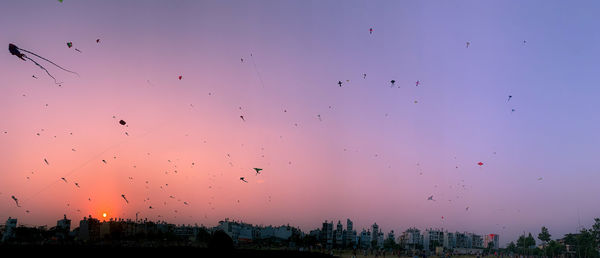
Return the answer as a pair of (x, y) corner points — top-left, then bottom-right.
(102, 213), (107, 218)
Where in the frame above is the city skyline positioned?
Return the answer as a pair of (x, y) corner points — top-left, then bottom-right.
(2, 0), (600, 249)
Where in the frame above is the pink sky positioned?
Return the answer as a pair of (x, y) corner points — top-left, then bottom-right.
(2, 1), (600, 246)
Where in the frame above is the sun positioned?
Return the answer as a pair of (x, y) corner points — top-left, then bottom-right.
(102, 212), (107, 218)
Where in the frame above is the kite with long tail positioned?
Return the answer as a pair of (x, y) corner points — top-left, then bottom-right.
(9, 43), (79, 84)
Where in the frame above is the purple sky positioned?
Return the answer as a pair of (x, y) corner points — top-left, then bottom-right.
(2, 0), (600, 246)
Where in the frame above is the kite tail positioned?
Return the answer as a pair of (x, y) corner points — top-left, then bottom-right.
(17, 47), (80, 77)
(24, 56), (62, 85)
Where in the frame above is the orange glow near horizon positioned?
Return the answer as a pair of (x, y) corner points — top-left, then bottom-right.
(102, 213), (107, 218)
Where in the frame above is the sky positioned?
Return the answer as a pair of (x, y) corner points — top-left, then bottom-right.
(1, 0), (600, 246)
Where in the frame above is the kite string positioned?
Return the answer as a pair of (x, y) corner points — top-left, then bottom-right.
(21, 120), (173, 205)
(250, 53), (265, 88)
(23, 56), (62, 85)
(18, 47), (80, 76)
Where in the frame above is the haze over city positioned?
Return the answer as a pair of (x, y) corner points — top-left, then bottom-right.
(2, 0), (600, 247)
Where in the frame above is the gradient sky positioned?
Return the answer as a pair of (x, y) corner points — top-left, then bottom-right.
(2, 0), (600, 247)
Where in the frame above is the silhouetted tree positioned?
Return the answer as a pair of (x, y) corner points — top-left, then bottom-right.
(538, 226), (551, 256)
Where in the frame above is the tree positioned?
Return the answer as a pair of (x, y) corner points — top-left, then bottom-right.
(546, 240), (565, 257)
(485, 241), (495, 255)
(592, 218), (600, 248)
(538, 226), (552, 256)
(516, 233), (536, 255)
(507, 241), (517, 253)
(576, 229), (599, 258)
(538, 226), (551, 244)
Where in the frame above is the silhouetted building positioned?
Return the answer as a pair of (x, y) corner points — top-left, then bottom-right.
(334, 220), (343, 248)
(484, 233), (499, 249)
(400, 227), (422, 250)
(321, 220), (333, 249)
(55, 214), (71, 240)
(359, 229), (371, 249)
(78, 216), (100, 241)
(1, 217), (17, 242)
(345, 219), (356, 248)
(423, 228), (444, 251)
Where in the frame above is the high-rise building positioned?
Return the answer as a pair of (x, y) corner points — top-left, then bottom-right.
(400, 227), (422, 250)
(322, 220), (333, 249)
(472, 233), (483, 248)
(359, 229), (371, 249)
(346, 219), (356, 248)
(1, 217), (17, 242)
(371, 223), (379, 247)
(423, 228), (444, 251)
(484, 234), (499, 249)
(78, 216), (101, 241)
(444, 231), (456, 249)
(56, 214), (71, 240)
(335, 220), (344, 247)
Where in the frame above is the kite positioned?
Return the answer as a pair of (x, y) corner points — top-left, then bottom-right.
(253, 168), (263, 175)
(119, 120), (126, 125)
(390, 80), (395, 87)
(416, 80), (420, 87)
(369, 28), (373, 34)
(102, 159), (107, 164)
(523, 40), (527, 44)
(9, 43), (79, 84)
(338, 81), (342, 87)
(11, 196), (20, 207)
(478, 162), (484, 166)
(512, 109), (516, 113)
(363, 73), (367, 79)
(44, 158), (49, 165)
(537, 177), (543, 181)
(58, 0), (63, 2)
(96, 39), (100, 43)
(427, 195), (435, 201)
(466, 42), (470, 48)
(183, 202), (189, 205)
(317, 114), (322, 121)
(32, 75), (37, 79)
(240, 177), (248, 183)
(178, 75), (182, 80)
(507, 95), (512, 102)
(466, 207), (469, 211)
(74, 182), (80, 188)
(241, 58), (244, 63)
(66, 42), (81, 52)
(240, 115), (245, 122)
(121, 194), (129, 204)
(149, 206), (153, 209)
(61, 177), (67, 183)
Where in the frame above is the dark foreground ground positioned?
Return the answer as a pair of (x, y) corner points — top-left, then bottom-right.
(0, 246), (336, 258)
